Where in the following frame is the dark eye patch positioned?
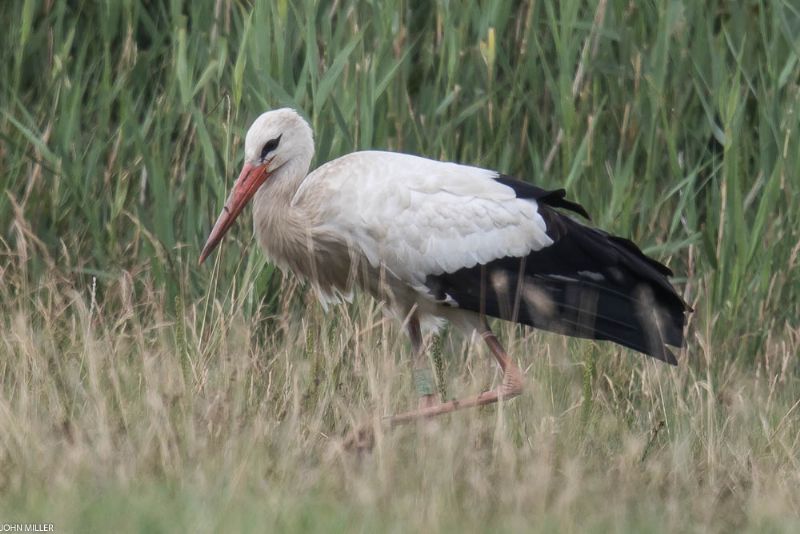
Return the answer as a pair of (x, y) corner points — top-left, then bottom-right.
(260, 134), (282, 160)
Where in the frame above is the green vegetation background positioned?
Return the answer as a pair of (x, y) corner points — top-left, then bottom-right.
(1, 0), (798, 532)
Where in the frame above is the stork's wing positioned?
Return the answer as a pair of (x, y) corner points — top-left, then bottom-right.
(305, 151), (554, 287)
(303, 150), (688, 362)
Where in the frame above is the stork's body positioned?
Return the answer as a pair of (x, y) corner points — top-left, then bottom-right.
(256, 150), (554, 331)
(201, 108), (689, 424)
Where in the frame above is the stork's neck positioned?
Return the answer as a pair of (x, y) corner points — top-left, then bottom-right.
(251, 153), (314, 264)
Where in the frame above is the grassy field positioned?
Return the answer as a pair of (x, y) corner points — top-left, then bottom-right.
(1, 0), (799, 531)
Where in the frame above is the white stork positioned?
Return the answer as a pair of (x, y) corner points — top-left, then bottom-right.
(200, 108), (688, 424)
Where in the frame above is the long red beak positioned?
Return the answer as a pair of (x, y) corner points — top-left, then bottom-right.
(199, 162), (270, 265)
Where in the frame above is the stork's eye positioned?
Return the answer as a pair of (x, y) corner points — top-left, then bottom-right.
(260, 135), (282, 160)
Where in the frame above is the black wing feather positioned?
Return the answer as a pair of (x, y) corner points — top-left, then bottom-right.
(495, 175), (592, 220)
(426, 176), (689, 364)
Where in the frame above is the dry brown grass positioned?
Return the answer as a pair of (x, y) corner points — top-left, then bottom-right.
(1, 253), (798, 532)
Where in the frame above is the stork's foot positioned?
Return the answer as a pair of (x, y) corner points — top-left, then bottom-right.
(343, 423), (375, 452)
(418, 394), (438, 410)
(387, 368), (523, 426)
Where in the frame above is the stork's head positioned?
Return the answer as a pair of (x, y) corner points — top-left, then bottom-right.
(199, 108), (314, 264)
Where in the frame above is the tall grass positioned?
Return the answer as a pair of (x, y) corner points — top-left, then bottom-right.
(1, 0), (799, 531)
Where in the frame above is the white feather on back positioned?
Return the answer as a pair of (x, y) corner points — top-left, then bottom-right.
(296, 151), (553, 290)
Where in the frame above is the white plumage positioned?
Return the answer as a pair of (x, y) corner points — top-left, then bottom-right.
(301, 151), (553, 289)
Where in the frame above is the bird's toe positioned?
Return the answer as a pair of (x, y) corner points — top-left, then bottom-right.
(418, 394), (438, 410)
(343, 423), (375, 452)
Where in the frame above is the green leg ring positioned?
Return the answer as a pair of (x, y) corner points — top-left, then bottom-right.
(413, 367), (436, 397)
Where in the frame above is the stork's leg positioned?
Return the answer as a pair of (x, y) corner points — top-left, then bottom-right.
(388, 318), (523, 425)
(407, 313), (438, 410)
